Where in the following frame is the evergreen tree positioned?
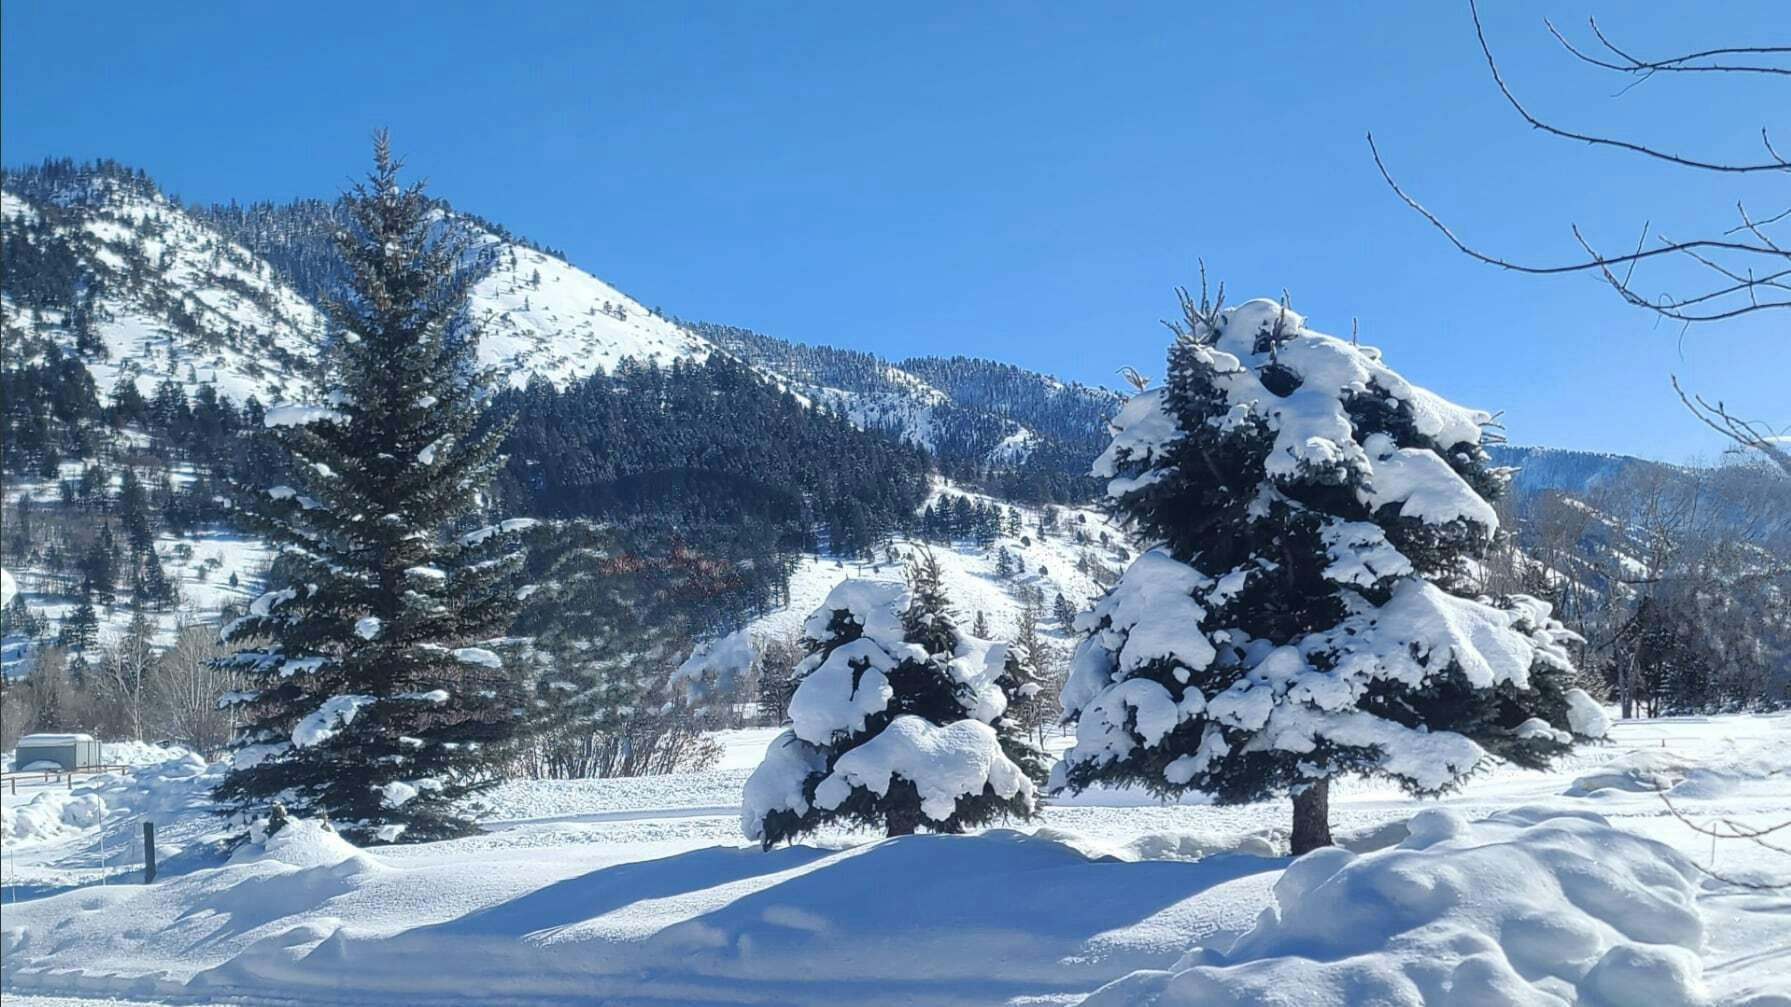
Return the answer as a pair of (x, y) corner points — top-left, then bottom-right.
(1052, 591), (1077, 634)
(211, 134), (531, 844)
(83, 526), (119, 608)
(109, 374), (148, 429)
(742, 561), (1044, 847)
(5, 593), (43, 640)
(118, 469), (153, 555)
(140, 550), (176, 611)
(59, 581), (99, 652)
(1054, 292), (1606, 854)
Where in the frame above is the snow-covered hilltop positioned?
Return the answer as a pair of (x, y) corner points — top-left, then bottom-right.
(4, 159), (1117, 490)
(462, 231), (711, 387)
(2, 164), (327, 405)
(2, 162), (718, 403)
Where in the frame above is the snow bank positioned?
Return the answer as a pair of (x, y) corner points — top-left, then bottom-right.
(229, 818), (376, 871)
(1569, 749), (1703, 796)
(102, 739), (192, 767)
(1081, 808), (1709, 1007)
(2, 791), (107, 842)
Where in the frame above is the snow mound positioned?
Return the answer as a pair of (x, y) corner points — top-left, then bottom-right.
(102, 739), (193, 767)
(0, 828), (1276, 1005)
(1079, 808), (1708, 1007)
(2, 791), (107, 842)
(229, 819), (377, 871)
(1568, 749), (1703, 795)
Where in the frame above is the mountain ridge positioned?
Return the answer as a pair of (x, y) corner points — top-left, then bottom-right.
(2, 156), (1711, 506)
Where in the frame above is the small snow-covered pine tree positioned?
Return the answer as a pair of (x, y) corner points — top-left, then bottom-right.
(743, 556), (1044, 847)
(1055, 289), (1608, 853)
(211, 133), (531, 844)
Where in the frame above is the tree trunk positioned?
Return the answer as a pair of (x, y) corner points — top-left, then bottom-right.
(886, 804), (920, 837)
(1291, 779), (1333, 855)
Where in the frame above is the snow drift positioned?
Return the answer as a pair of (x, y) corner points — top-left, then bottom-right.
(1080, 807), (1711, 1007)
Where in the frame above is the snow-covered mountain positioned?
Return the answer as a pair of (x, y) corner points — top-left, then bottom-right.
(1489, 445), (1687, 500)
(692, 321), (1121, 484)
(4, 159), (1115, 491)
(1, 165), (326, 405)
(2, 163), (714, 405)
(461, 234), (710, 386)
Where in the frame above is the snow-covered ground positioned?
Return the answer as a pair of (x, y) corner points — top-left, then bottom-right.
(2, 713), (1786, 1005)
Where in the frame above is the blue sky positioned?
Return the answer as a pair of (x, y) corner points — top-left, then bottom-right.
(3, 1), (1784, 462)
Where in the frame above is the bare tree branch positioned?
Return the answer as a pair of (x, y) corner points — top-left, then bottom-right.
(1470, 0), (1791, 172)
(1369, 4), (1791, 329)
(1366, 134), (1789, 300)
(1673, 376), (1791, 476)
(1546, 16), (1791, 82)
(1656, 782), (1791, 891)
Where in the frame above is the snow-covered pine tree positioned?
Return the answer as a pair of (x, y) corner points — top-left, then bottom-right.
(742, 556), (1044, 847)
(211, 133), (531, 844)
(1055, 289), (1609, 854)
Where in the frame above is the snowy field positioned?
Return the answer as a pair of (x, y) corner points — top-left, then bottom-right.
(2, 713), (1787, 1006)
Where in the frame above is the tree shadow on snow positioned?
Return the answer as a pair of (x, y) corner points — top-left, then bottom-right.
(421, 842), (834, 941)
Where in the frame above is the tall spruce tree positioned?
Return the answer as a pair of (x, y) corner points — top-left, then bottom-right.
(1054, 289), (1608, 853)
(742, 556), (1044, 847)
(212, 133), (530, 844)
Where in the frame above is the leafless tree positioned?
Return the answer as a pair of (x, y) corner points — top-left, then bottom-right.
(1368, 0), (1789, 472)
(150, 622), (237, 753)
(0, 676), (41, 751)
(92, 612), (157, 741)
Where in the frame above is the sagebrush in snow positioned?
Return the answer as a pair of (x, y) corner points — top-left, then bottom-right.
(211, 134), (530, 844)
(1055, 289), (1605, 852)
(743, 556), (1045, 846)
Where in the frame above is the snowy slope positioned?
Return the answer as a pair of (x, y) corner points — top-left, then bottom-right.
(459, 228), (713, 387)
(1, 461), (271, 676)
(1, 176), (326, 404)
(1, 171), (721, 404)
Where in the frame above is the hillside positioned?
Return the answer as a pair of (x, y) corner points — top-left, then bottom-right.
(198, 196), (713, 387)
(2, 160), (326, 406)
(694, 320), (1118, 501)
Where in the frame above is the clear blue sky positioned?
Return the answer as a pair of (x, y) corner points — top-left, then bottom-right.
(3, 1), (1784, 462)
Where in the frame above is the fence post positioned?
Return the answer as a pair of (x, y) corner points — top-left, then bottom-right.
(143, 822), (157, 884)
